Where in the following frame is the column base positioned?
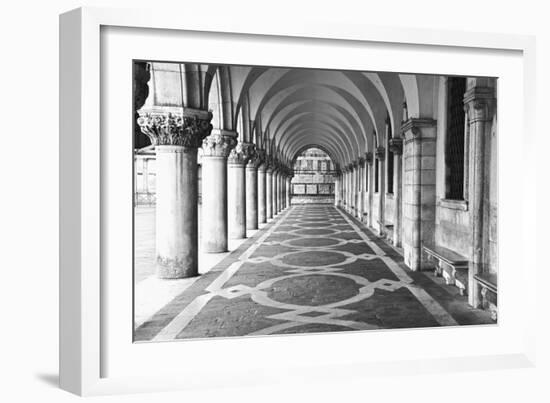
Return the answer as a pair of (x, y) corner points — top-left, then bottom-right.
(156, 258), (198, 279)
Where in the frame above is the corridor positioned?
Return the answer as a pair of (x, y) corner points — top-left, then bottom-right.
(135, 205), (492, 342)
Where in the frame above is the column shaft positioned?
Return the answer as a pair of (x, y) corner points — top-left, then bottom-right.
(258, 165), (267, 223)
(228, 161), (247, 239)
(266, 169), (273, 219)
(155, 146), (198, 278)
(202, 155), (229, 252)
(246, 164), (258, 230)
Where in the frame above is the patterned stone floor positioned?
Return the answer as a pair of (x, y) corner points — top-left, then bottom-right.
(134, 204), (493, 342)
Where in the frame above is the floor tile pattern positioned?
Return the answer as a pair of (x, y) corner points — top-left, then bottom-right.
(135, 205), (493, 341)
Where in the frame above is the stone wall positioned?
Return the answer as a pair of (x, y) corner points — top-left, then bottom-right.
(291, 148), (335, 204)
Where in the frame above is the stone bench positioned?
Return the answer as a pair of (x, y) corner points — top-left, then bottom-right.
(474, 272), (498, 321)
(422, 244), (468, 295)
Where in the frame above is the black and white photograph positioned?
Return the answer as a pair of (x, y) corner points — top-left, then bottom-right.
(133, 62), (498, 342)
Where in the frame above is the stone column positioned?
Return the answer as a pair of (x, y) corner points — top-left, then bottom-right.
(334, 174), (340, 207)
(273, 170), (279, 214)
(286, 175), (292, 207)
(389, 138), (403, 247)
(272, 168), (279, 215)
(346, 165), (351, 213)
(353, 159), (361, 218)
(246, 148), (262, 230)
(201, 130), (237, 253)
(280, 173), (286, 210)
(366, 152), (374, 228)
(138, 109), (213, 278)
(258, 159), (267, 224)
(357, 158), (365, 220)
(376, 147), (386, 235)
(464, 87), (495, 306)
(401, 119), (437, 271)
(266, 164), (273, 219)
(228, 142), (254, 239)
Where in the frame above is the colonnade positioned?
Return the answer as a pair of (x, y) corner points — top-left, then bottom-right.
(334, 141), (404, 251)
(138, 111), (292, 279)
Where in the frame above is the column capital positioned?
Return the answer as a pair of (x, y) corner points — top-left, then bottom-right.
(365, 152), (373, 165)
(347, 163), (353, 171)
(202, 129), (238, 158)
(375, 146), (386, 160)
(228, 142), (256, 165)
(464, 86), (495, 123)
(388, 138), (403, 155)
(352, 160), (359, 168)
(137, 108), (213, 149)
(401, 118), (437, 141)
(247, 147), (265, 168)
(358, 157), (365, 167)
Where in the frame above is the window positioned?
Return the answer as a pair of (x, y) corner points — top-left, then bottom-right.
(445, 77), (467, 200)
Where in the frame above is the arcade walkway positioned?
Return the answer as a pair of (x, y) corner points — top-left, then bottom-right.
(135, 205), (492, 342)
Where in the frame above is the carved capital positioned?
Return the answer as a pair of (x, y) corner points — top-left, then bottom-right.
(375, 146), (386, 160)
(388, 138), (403, 155)
(365, 152), (373, 165)
(358, 157), (365, 167)
(228, 142), (256, 165)
(202, 129), (238, 158)
(464, 87), (495, 123)
(137, 108), (213, 149)
(401, 118), (437, 141)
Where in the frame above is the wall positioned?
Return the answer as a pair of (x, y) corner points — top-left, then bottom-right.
(291, 148), (335, 203)
(434, 78), (472, 257)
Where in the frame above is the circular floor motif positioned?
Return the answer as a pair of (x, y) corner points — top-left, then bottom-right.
(297, 217), (332, 222)
(292, 228), (338, 236)
(280, 250), (347, 267)
(295, 222), (334, 228)
(266, 274), (361, 306)
(284, 237), (342, 248)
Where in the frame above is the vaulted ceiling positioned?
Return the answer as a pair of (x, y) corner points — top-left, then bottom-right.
(140, 62), (440, 169)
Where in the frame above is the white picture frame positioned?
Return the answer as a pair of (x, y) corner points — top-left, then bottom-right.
(59, 6), (537, 396)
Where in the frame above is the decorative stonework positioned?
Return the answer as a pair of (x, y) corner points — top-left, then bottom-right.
(464, 87), (495, 123)
(247, 147), (265, 168)
(352, 160), (359, 168)
(401, 118), (437, 141)
(202, 130), (238, 157)
(388, 138), (403, 155)
(137, 109), (213, 149)
(358, 157), (365, 167)
(375, 147), (385, 160)
(134, 62), (151, 148)
(228, 142), (256, 165)
(365, 152), (373, 165)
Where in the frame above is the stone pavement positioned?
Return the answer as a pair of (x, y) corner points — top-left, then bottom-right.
(134, 204), (493, 342)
